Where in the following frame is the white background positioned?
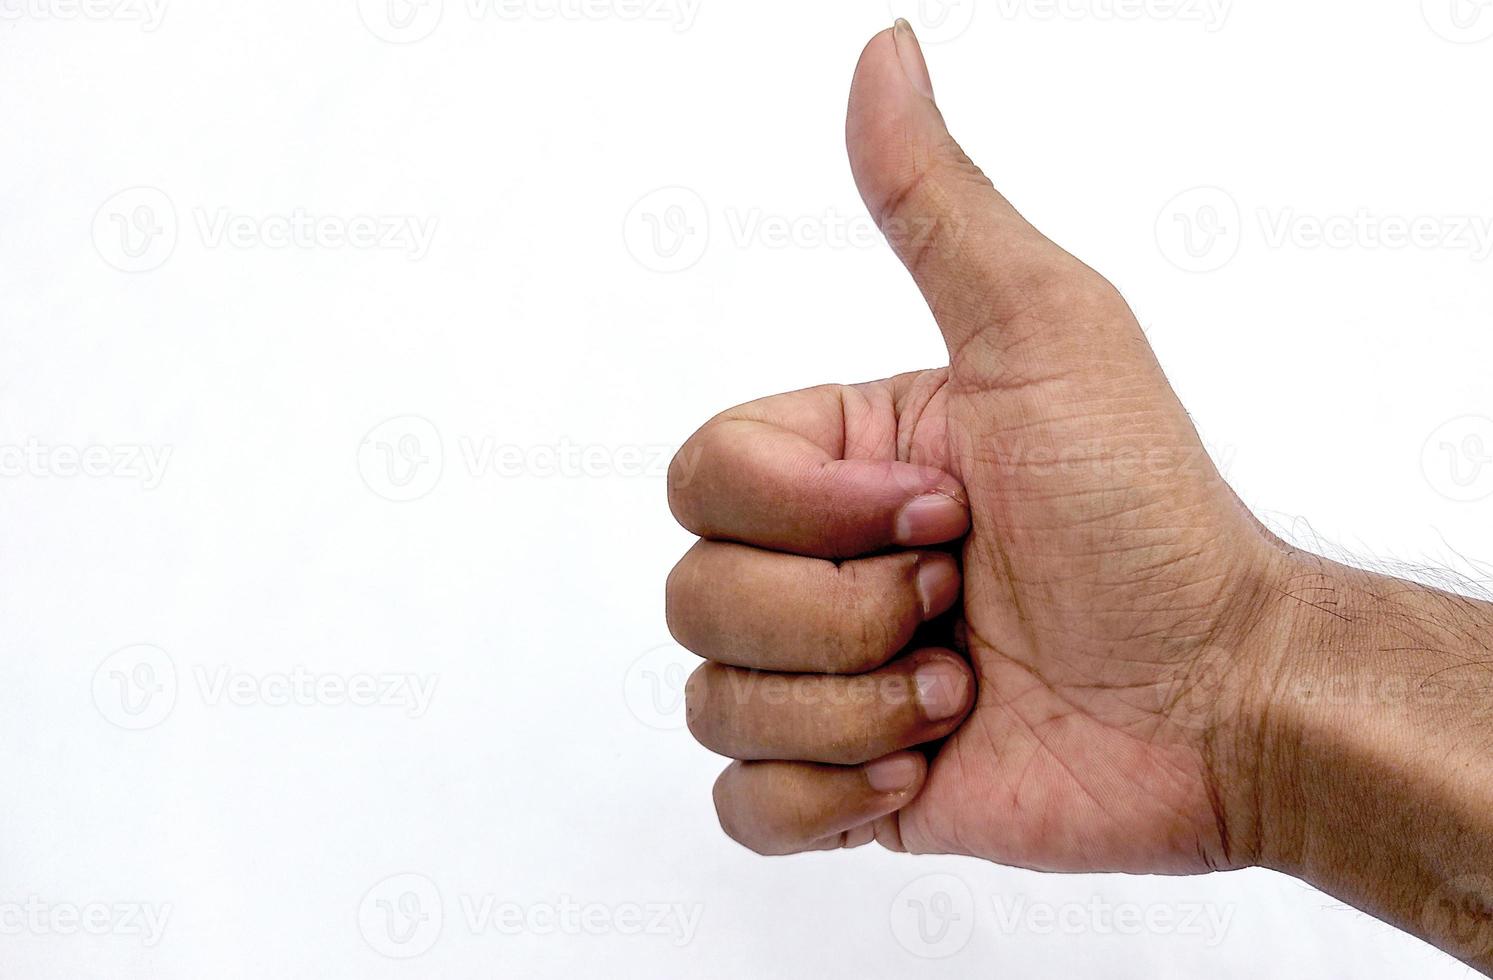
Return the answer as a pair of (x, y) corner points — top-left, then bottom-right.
(2, 0), (1492, 976)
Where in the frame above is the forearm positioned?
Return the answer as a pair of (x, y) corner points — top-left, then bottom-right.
(1245, 548), (1493, 972)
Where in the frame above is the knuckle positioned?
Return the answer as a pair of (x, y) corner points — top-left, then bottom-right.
(684, 663), (721, 747)
(712, 764), (775, 854)
(825, 566), (899, 674)
(789, 674), (893, 764)
(827, 715), (884, 764)
(666, 425), (720, 531)
(873, 166), (937, 234)
(711, 769), (746, 843)
(663, 550), (701, 650)
(876, 153), (982, 246)
(825, 628), (879, 675)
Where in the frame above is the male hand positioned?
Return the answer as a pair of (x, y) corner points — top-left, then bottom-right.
(666, 21), (1286, 874)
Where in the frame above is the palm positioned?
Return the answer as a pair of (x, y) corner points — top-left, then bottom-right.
(860, 353), (1267, 873)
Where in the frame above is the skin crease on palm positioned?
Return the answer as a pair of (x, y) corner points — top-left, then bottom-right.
(666, 23), (1493, 970)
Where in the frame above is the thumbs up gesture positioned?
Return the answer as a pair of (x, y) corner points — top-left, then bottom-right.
(666, 21), (1285, 873)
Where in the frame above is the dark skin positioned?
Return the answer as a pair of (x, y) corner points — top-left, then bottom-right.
(666, 20), (1493, 975)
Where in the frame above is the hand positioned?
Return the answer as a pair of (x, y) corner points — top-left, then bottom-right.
(666, 21), (1289, 874)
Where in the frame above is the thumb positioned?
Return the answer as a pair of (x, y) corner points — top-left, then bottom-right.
(847, 22), (1116, 364)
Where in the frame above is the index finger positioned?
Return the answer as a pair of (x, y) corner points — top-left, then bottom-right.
(667, 381), (968, 559)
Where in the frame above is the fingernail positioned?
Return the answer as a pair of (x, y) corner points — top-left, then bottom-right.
(893, 18), (936, 102)
(915, 659), (969, 722)
(865, 754), (921, 793)
(895, 494), (968, 546)
(915, 555), (960, 620)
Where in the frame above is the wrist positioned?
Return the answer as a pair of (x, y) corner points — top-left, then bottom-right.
(1222, 542), (1493, 970)
(1242, 548), (1487, 873)
(1225, 543), (1432, 876)
(1190, 536), (1305, 871)
(1226, 543), (1349, 876)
